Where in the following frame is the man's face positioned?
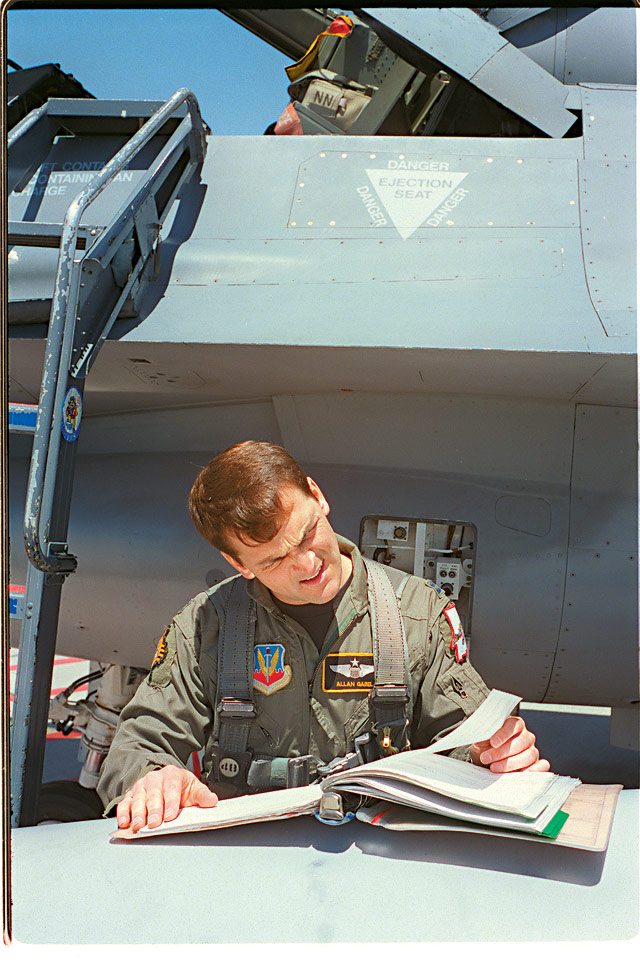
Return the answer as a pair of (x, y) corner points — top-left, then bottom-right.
(221, 479), (351, 605)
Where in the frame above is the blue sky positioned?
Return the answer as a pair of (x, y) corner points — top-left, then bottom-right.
(7, 7), (295, 134)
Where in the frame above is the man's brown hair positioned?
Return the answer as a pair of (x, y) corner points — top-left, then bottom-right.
(189, 441), (313, 558)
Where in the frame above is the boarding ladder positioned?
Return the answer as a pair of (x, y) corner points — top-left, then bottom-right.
(7, 88), (207, 826)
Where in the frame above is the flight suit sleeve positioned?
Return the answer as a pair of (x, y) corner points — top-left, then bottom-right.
(97, 612), (215, 816)
(410, 603), (490, 760)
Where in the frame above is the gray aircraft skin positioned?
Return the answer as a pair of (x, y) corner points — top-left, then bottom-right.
(6, 7), (638, 825)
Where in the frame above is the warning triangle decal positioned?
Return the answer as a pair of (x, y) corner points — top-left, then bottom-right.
(365, 169), (468, 239)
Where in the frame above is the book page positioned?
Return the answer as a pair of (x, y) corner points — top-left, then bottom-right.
(330, 752), (579, 820)
(424, 688), (522, 755)
(338, 776), (568, 833)
(357, 783), (623, 852)
(112, 783), (322, 840)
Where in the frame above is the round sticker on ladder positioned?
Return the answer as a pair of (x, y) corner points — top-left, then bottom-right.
(60, 387), (82, 442)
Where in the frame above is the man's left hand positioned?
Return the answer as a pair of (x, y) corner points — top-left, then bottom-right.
(470, 716), (550, 773)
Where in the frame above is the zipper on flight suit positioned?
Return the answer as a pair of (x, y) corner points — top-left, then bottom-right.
(308, 610), (358, 694)
(451, 675), (468, 699)
(272, 609), (316, 751)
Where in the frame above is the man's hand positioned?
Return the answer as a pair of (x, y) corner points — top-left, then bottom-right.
(470, 716), (551, 773)
(116, 765), (218, 832)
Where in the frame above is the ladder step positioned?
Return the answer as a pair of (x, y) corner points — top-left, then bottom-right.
(8, 221), (97, 249)
(9, 402), (38, 433)
(9, 584), (26, 620)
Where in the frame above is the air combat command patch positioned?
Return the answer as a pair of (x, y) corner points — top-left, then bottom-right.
(253, 643), (292, 695)
(147, 626), (176, 688)
(322, 653), (375, 693)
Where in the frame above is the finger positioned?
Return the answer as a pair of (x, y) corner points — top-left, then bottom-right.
(525, 757), (551, 773)
(190, 781), (219, 808)
(180, 771), (218, 810)
(129, 788), (149, 832)
(489, 716), (524, 748)
(161, 770), (189, 822)
(480, 727), (535, 766)
(488, 744), (540, 774)
(144, 782), (167, 829)
(116, 795), (133, 829)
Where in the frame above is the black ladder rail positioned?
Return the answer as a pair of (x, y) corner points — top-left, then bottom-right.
(10, 88), (206, 827)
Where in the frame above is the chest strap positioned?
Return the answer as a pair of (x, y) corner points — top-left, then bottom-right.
(363, 557), (412, 756)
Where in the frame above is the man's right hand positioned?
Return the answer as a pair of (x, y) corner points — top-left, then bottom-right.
(116, 765), (218, 832)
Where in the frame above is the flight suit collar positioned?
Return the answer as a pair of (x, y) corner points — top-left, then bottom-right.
(245, 534), (369, 619)
(335, 535), (369, 618)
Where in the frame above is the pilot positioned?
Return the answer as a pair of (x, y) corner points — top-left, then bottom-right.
(98, 441), (549, 831)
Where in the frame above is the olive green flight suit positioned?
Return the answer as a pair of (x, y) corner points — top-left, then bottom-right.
(97, 537), (489, 815)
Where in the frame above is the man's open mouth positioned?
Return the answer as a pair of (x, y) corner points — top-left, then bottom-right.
(301, 560), (325, 584)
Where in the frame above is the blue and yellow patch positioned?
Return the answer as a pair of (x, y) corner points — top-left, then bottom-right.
(253, 643), (292, 695)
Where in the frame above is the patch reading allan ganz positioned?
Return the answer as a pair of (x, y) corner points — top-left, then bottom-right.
(147, 626), (176, 688)
(322, 653), (375, 693)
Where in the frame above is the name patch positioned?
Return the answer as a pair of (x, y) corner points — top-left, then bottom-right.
(322, 653), (375, 693)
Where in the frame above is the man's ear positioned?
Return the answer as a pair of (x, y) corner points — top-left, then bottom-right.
(306, 477), (330, 516)
(221, 551), (256, 580)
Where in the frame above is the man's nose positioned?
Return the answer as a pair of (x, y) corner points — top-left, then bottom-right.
(292, 546), (316, 572)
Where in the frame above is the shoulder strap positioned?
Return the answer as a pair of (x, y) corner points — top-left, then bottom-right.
(363, 558), (410, 688)
(209, 576), (257, 755)
(363, 558), (412, 754)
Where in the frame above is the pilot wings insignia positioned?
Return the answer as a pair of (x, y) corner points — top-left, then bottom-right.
(334, 658), (375, 680)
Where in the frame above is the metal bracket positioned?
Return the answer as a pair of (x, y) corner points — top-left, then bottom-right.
(314, 791), (356, 825)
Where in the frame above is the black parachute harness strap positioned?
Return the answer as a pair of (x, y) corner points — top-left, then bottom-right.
(207, 576), (313, 797)
(362, 558), (413, 757)
(207, 575), (258, 798)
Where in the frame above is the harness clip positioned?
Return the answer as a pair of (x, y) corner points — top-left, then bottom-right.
(371, 717), (411, 756)
(315, 751), (360, 779)
(287, 754), (313, 788)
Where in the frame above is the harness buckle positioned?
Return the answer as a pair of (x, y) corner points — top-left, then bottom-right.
(369, 683), (411, 755)
(216, 697), (256, 721)
(207, 744), (254, 799)
(287, 754), (313, 788)
(369, 684), (410, 707)
(315, 751), (360, 779)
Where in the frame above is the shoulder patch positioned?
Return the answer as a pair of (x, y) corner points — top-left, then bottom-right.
(441, 603), (468, 663)
(147, 626), (177, 688)
(253, 643), (292, 695)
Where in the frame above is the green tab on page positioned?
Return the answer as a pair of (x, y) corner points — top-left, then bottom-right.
(541, 809), (570, 839)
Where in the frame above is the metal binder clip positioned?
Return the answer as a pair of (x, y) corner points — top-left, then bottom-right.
(314, 791), (355, 826)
